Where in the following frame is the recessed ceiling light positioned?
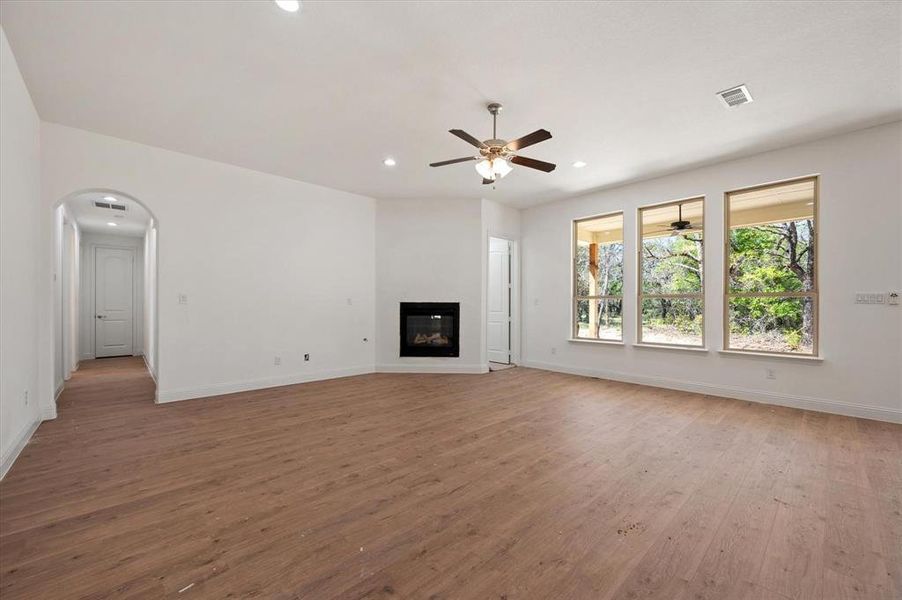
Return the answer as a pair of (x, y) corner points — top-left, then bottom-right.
(275, 0), (301, 13)
(572, 161), (587, 168)
(106, 222), (118, 227)
(383, 157), (397, 167)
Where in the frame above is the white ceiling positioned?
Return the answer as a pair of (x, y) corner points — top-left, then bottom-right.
(66, 192), (151, 236)
(2, 1), (900, 208)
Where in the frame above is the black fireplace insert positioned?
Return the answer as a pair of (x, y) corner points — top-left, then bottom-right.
(399, 302), (460, 357)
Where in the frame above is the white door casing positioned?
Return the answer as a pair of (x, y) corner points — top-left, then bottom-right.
(95, 247), (134, 357)
(488, 237), (511, 364)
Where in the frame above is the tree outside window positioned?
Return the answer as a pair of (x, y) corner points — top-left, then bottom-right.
(639, 198), (705, 347)
(725, 177), (818, 355)
(573, 212), (623, 341)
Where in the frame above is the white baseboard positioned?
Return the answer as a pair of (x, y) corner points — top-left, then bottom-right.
(0, 418), (41, 480)
(520, 360), (902, 424)
(155, 365), (375, 403)
(376, 363), (489, 374)
(55, 380), (65, 400)
(142, 354), (157, 385)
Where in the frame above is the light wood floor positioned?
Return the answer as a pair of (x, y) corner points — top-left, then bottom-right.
(1, 358), (899, 599)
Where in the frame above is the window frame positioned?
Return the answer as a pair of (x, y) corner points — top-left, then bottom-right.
(722, 175), (819, 357)
(637, 196), (706, 349)
(571, 210), (625, 342)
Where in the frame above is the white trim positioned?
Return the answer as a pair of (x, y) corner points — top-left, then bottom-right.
(633, 343), (709, 353)
(64, 361), (79, 381)
(520, 360), (902, 424)
(376, 363), (489, 374)
(156, 365), (375, 403)
(55, 380), (65, 400)
(42, 405), (57, 420)
(142, 353), (157, 385)
(568, 338), (624, 346)
(0, 418), (41, 480)
(718, 349), (824, 362)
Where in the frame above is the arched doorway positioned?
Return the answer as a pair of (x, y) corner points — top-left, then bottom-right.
(50, 189), (160, 408)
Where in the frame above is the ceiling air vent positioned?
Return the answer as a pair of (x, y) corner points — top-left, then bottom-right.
(717, 84), (753, 108)
(93, 201), (128, 211)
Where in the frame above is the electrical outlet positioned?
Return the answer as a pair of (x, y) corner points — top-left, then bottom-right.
(765, 368), (776, 380)
(346, 298), (353, 306)
(304, 353), (310, 362)
(178, 293), (188, 305)
(273, 356), (281, 366)
(550, 347), (557, 355)
(889, 292), (900, 306)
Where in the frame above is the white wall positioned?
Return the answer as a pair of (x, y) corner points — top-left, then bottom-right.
(41, 123), (377, 402)
(521, 122), (902, 423)
(52, 205), (64, 393)
(375, 198), (485, 373)
(78, 232), (145, 361)
(62, 209), (80, 380)
(0, 28), (43, 477)
(52, 203), (81, 388)
(143, 221), (158, 378)
(482, 197), (521, 242)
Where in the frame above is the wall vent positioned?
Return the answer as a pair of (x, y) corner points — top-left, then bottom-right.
(717, 84), (753, 108)
(94, 201), (127, 211)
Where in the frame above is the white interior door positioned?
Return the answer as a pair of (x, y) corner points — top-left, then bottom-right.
(95, 247), (134, 358)
(488, 237), (511, 364)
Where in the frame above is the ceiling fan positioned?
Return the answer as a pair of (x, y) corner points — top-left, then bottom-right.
(429, 103), (556, 184)
(653, 203), (701, 236)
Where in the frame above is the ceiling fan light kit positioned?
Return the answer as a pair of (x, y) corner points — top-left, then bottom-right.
(429, 102), (556, 184)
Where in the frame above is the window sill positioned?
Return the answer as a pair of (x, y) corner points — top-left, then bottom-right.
(633, 343), (708, 353)
(718, 350), (824, 362)
(568, 338), (624, 346)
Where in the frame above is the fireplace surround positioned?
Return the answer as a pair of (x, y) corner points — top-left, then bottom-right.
(399, 302), (460, 357)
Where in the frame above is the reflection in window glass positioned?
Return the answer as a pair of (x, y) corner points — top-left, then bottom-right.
(638, 198), (705, 347)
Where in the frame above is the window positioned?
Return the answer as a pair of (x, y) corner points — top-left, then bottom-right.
(725, 176), (818, 355)
(638, 198), (705, 347)
(573, 212), (624, 341)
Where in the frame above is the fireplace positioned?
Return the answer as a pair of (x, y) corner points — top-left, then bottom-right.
(399, 302), (460, 357)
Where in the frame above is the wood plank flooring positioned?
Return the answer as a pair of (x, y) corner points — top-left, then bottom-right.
(1, 357), (899, 599)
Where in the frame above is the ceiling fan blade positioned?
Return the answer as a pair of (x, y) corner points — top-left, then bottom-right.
(505, 129), (552, 152)
(429, 157), (477, 167)
(482, 178), (495, 185)
(449, 129), (487, 149)
(510, 155), (556, 173)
